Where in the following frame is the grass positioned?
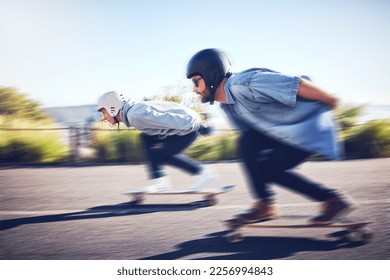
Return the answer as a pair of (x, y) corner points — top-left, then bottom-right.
(0, 116), (69, 163)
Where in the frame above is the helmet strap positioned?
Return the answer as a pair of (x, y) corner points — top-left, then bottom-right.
(209, 87), (216, 105)
(209, 72), (231, 105)
(114, 116), (120, 131)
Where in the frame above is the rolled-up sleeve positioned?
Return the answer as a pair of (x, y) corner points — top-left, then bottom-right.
(248, 70), (300, 107)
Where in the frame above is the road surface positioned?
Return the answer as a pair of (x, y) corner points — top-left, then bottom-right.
(1, 158), (389, 260)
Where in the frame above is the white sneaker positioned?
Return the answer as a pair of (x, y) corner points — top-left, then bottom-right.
(136, 177), (172, 193)
(190, 168), (218, 191)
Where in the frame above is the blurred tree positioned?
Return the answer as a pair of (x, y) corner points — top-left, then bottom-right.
(0, 86), (50, 121)
(344, 120), (390, 158)
(335, 105), (390, 158)
(336, 105), (364, 132)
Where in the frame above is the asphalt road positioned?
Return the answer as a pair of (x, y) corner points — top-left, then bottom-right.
(1, 158), (389, 260)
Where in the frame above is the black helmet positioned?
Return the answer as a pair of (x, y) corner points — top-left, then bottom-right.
(186, 48), (231, 104)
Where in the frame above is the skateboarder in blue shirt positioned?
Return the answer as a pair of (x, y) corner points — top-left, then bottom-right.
(186, 48), (355, 225)
(97, 91), (216, 192)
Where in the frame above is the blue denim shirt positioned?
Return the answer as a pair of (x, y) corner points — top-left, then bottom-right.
(220, 68), (342, 159)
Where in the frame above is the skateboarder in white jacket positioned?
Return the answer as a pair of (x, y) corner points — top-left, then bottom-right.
(97, 91), (216, 192)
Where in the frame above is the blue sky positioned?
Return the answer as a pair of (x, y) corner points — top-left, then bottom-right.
(1, 0), (389, 107)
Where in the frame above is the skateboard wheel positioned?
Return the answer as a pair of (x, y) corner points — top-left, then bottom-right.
(132, 194), (144, 205)
(345, 230), (360, 243)
(225, 231), (244, 243)
(359, 228), (374, 244)
(346, 228), (373, 244)
(205, 195), (217, 206)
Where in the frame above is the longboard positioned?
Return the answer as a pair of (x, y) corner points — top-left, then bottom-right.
(223, 217), (373, 244)
(126, 185), (235, 206)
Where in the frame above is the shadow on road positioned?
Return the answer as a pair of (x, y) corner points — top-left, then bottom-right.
(0, 201), (207, 231)
(142, 231), (364, 260)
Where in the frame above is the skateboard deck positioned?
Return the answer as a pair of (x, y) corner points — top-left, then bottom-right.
(223, 216), (373, 244)
(126, 185), (235, 206)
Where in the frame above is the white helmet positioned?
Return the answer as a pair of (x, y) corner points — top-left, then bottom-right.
(96, 91), (125, 117)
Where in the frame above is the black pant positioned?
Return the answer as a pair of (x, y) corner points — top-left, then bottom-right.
(239, 129), (337, 202)
(141, 132), (201, 179)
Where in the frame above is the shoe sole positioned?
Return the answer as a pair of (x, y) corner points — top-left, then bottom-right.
(234, 215), (278, 225)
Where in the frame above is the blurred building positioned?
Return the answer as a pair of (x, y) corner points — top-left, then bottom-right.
(44, 105), (100, 161)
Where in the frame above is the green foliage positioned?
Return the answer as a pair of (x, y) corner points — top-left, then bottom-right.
(91, 128), (239, 163)
(0, 86), (50, 121)
(0, 128), (68, 163)
(334, 105), (390, 158)
(343, 120), (390, 158)
(336, 105), (364, 132)
(187, 132), (238, 161)
(335, 105), (365, 142)
(0, 87), (67, 164)
(92, 129), (145, 162)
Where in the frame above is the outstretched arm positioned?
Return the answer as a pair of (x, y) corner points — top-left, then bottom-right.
(297, 78), (339, 109)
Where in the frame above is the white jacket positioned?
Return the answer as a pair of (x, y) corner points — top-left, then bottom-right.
(120, 101), (201, 137)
